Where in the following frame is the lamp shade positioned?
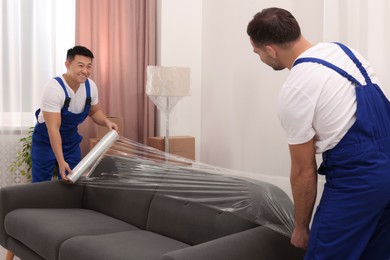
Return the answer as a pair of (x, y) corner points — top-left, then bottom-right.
(145, 66), (191, 153)
(146, 66), (191, 97)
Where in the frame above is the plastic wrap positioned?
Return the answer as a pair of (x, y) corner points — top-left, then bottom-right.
(75, 134), (295, 238)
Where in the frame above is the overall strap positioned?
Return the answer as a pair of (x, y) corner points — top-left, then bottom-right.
(85, 79), (92, 106)
(54, 77), (71, 107)
(293, 58), (363, 86)
(35, 108), (41, 120)
(333, 42), (372, 85)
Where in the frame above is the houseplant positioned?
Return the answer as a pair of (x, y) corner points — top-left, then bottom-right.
(9, 127), (34, 181)
(9, 127), (59, 181)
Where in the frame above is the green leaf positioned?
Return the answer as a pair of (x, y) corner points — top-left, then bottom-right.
(8, 127), (34, 181)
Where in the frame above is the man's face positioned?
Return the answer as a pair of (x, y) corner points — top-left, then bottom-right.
(250, 39), (285, 71)
(65, 55), (93, 83)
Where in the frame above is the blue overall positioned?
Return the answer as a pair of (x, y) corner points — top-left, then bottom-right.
(31, 77), (91, 182)
(293, 43), (390, 259)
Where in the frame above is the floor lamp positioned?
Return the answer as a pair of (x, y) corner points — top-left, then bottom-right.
(146, 66), (191, 154)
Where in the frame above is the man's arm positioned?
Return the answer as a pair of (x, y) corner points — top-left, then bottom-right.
(42, 111), (71, 181)
(89, 104), (119, 132)
(289, 138), (317, 250)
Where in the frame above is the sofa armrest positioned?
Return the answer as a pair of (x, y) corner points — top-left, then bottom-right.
(161, 226), (305, 260)
(0, 180), (84, 247)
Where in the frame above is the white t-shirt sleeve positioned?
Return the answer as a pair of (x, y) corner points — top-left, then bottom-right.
(89, 79), (99, 106)
(278, 85), (316, 145)
(40, 79), (65, 113)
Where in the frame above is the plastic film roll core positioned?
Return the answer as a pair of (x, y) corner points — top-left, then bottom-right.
(67, 130), (119, 184)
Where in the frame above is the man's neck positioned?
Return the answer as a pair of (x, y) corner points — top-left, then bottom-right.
(63, 74), (80, 92)
(285, 37), (313, 70)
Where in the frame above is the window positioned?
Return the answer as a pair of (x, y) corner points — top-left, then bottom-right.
(0, 0), (75, 133)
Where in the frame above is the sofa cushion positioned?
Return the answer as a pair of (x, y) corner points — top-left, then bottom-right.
(5, 208), (138, 260)
(59, 230), (189, 260)
(147, 195), (259, 245)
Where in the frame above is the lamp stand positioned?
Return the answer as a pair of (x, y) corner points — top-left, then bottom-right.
(165, 97), (170, 154)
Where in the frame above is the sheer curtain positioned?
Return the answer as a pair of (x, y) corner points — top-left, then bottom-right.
(76, 0), (156, 154)
(0, 0), (75, 186)
(323, 0), (390, 95)
(0, 0), (76, 135)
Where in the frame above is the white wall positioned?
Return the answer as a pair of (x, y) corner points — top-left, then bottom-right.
(201, 0), (324, 175)
(157, 0), (203, 160)
(158, 1), (325, 198)
(323, 0), (390, 96)
(201, 0), (325, 198)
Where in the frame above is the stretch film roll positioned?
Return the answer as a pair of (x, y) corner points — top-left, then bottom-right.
(67, 130), (119, 184)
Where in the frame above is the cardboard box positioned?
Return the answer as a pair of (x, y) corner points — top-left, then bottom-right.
(96, 116), (124, 139)
(147, 136), (195, 160)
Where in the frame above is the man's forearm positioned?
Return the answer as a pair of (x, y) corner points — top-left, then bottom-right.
(288, 139), (318, 231)
(291, 167), (317, 229)
(89, 107), (118, 132)
(47, 128), (65, 164)
(90, 109), (109, 126)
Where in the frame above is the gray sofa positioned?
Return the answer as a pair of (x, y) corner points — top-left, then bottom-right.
(0, 173), (305, 260)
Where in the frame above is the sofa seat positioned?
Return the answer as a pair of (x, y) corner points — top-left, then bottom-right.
(5, 208), (138, 260)
(59, 230), (190, 260)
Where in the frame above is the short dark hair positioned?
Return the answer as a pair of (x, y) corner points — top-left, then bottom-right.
(247, 7), (301, 47)
(66, 45), (94, 61)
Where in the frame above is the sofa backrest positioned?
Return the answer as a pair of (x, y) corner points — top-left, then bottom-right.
(82, 186), (156, 229)
(146, 194), (259, 245)
(81, 156), (158, 229)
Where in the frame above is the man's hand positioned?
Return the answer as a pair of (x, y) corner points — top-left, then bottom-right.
(291, 226), (310, 250)
(106, 119), (119, 133)
(58, 160), (72, 183)
(89, 104), (119, 134)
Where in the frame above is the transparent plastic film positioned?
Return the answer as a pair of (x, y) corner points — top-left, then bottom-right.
(145, 66), (191, 97)
(145, 66), (191, 114)
(76, 135), (295, 238)
(147, 96), (184, 114)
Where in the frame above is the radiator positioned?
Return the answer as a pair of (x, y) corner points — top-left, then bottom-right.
(0, 134), (29, 187)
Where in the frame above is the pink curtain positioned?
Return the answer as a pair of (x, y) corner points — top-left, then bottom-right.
(75, 0), (156, 155)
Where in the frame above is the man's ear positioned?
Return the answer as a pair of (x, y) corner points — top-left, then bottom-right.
(265, 45), (277, 59)
(65, 60), (70, 69)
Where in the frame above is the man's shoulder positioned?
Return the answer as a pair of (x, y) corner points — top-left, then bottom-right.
(85, 78), (98, 90)
(300, 42), (346, 59)
(44, 77), (65, 92)
(86, 78), (96, 85)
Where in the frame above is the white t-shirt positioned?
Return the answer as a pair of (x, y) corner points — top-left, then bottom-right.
(37, 76), (99, 123)
(278, 43), (380, 153)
